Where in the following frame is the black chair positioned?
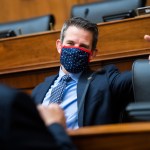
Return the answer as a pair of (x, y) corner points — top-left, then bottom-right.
(0, 14), (55, 37)
(125, 59), (150, 122)
(71, 0), (146, 23)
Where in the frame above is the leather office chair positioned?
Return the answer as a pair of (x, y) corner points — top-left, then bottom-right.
(0, 14), (55, 37)
(71, 0), (146, 23)
(125, 59), (150, 122)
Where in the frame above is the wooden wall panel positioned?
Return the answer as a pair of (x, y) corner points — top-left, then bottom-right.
(0, 0), (149, 30)
(0, 15), (150, 93)
(69, 122), (150, 150)
(146, 0), (150, 6)
(0, 15), (150, 74)
(0, 0), (79, 30)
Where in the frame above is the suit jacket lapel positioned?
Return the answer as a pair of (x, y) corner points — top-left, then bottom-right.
(77, 69), (93, 127)
(35, 75), (58, 104)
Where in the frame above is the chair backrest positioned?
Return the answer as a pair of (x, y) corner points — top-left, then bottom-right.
(71, 0), (147, 23)
(132, 59), (150, 102)
(0, 14), (55, 37)
(124, 59), (150, 122)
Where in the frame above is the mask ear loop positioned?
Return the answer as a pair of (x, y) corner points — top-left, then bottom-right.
(88, 49), (98, 62)
(88, 50), (93, 62)
(88, 52), (92, 62)
(60, 45), (64, 55)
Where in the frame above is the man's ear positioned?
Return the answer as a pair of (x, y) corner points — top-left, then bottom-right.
(56, 39), (62, 54)
(90, 49), (98, 60)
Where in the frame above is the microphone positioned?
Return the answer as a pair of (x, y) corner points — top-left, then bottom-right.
(84, 8), (89, 18)
(18, 28), (23, 35)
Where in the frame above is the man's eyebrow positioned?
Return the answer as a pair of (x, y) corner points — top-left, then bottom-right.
(66, 40), (74, 43)
(65, 41), (74, 45)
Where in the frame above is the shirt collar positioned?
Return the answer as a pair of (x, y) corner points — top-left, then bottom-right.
(59, 67), (81, 82)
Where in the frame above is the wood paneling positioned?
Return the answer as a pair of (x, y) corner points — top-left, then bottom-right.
(147, 0), (150, 6)
(0, 0), (149, 30)
(0, 0), (79, 30)
(68, 122), (150, 150)
(96, 15), (150, 60)
(0, 31), (60, 72)
(0, 15), (150, 73)
(0, 15), (150, 93)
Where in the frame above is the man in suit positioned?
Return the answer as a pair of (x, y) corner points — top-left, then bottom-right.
(32, 17), (133, 129)
(0, 84), (76, 149)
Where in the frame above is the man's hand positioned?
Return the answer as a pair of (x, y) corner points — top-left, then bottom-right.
(144, 35), (150, 42)
(144, 35), (150, 60)
(37, 104), (66, 128)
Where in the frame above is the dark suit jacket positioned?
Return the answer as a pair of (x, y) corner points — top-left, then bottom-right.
(32, 65), (133, 127)
(0, 84), (75, 150)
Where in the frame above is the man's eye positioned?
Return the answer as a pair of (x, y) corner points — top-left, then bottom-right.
(67, 43), (74, 46)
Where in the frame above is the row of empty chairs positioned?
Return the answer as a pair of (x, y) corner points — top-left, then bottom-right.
(0, 14), (55, 38)
(0, 0), (147, 38)
(71, 0), (147, 23)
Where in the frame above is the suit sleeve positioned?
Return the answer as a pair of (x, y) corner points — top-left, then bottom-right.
(0, 84), (76, 149)
(47, 123), (76, 150)
(105, 65), (134, 107)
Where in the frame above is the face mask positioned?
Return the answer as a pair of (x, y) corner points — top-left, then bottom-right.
(60, 46), (92, 73)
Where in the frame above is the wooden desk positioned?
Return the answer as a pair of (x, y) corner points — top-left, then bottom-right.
(0, 15), (150, 93)
(68, 122), (150, 150)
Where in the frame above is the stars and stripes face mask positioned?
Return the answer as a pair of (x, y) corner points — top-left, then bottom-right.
(60, 46), (92, 73)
